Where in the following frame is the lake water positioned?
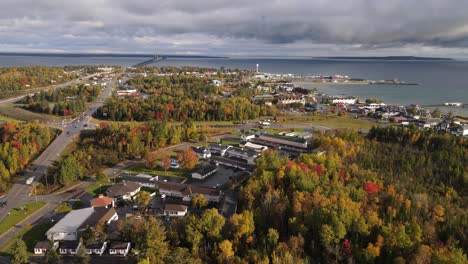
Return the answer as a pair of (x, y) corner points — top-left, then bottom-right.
(1, 55), (467, 115)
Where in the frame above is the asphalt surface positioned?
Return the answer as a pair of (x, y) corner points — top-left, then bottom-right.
(0, 73), (117, 246)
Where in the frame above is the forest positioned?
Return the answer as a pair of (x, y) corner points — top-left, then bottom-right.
(95, 75), (276, 122)
(46, 124), (467, 263)
(0, 122), (55, 193)
(20, 84), (101, 116)
(0, 66), (80, 92)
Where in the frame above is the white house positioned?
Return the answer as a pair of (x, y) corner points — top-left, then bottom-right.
(192, 146), (211, 159)
(164, 204), (188, 217)
(109, 242), (131, 256)
(331, 97), (358, 105)
(212, 80), (223, 87)
(85, 242), (107, 256)
(158, 182), (223, 203)
(59, 241), (81, 255)
(34, 241), (58, 255)
(225, 147), (259, 165)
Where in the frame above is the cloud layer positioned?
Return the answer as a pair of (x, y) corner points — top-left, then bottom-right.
(1, 0), (468, 57)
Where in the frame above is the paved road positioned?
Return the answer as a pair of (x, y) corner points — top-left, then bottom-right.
(0, 73), (101, 107)
(0, 74), (117, 227)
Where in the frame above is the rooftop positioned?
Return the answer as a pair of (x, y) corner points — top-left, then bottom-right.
(58, 241), (81, 249)
(164, 204), (188, 212)
(106, 182), (141, 197)
(260, 133), (308, 143)
(90, 194), (114, 207)
(79, 207), (117, 230)
(193, 162), (218, 176)
(85, 242), (106, 250)
(46, 208), (95, 235)
(34, 241), (52, 249)
(109, 242), (130, 249)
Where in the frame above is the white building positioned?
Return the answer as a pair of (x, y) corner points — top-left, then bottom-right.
(164, 204), (188, 217)
(212, 80), (223, 87)
(46, 208), (95, 241)
(331, 97), (358, 105)
(191, 162), (218, 180)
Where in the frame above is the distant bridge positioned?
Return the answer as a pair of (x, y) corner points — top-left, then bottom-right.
(132, 55), (167, 67)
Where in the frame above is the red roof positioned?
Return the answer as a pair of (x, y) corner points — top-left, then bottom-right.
(90, 195), (114, 207)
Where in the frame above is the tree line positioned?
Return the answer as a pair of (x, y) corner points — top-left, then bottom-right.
(0, 66), (80, 92)
(0, 122), (55, 193)
(20, 84), (101, 116)
(95, 75), (276, 122)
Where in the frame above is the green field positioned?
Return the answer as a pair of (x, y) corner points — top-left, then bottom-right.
(0, 222), (54, 255)
(85, 181), (112, 197)
(0, 106), (65, 123)
(282, 114), (375, 129)
(0, 202), (47, 236)
(126, 163), (186, 178)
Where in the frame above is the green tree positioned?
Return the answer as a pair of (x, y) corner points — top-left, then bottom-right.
(44, 246), (60, 264)
(76, 242), (90, 264)
(141, 216), (169, 264)
(135, 191), (151, 207)
(165, 247), (201, 264)
(201, 208), (225, 239)
(191, 193), (208, 209)
(10, 239), (28, 264)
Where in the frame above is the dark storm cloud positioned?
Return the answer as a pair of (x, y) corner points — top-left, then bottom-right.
(1, 0), (468, 56)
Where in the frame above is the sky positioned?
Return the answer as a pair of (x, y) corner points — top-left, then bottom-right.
(1, 0), (468, 58)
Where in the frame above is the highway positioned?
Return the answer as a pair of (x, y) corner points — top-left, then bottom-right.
(0, 73), (118, 226)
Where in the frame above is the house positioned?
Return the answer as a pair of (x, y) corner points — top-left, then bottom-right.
(34, 241), (58, 255)
(106, 182), (141, 201)
(121, 173), (158, 188)
(209, 144), (232, 156)
(158, 182), (223, 202)
(164, 204), (188, 217)
(109, 242), (131, 256)
(191, 162), (218, 180)
(192, 146), (211, 159)
(59, 241), (81, 255)
(225, 147), (259, 165)
(90, 194), (114, 208)
(240, 133), (256, 142)
(85, 242), (107, 256)
(46, 207), (118, 241)
(46, 208), (95, 241)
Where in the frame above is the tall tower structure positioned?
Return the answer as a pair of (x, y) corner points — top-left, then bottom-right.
(256, 64), (259, 73)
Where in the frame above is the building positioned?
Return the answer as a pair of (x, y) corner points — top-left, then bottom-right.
(240, 142), (268, 153)
(106, 182), (141, 201)
(212, 80), (223, 87)
(34, 241), (58, 255)
(330, 97), (358, 105)
(46, 207), (118, 241)
(121, 173), (159, 188)
(191, 162), (218, 180)
(192, 146), (212, 159)
(209, 144), (232, 156)
(90, 194), (114, 208)
(85, 242), (107, 256)
(46, 208), (95, 241)
(58, 241), (82, 255)
(158, 182), (223, 203)
(240, 133), (256, 141)
(164, 204), (188, 217)
(278, 95), (306, 105)
(109, 242), (131, 256)
(225, 147), (259, 165)
(257, 134), (308, 149)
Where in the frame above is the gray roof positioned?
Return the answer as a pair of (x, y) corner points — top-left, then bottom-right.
(106, 182), (141, 197)
(46, 208), (94, 236)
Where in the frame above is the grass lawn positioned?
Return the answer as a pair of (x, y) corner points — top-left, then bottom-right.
(0, 106), (65, 123)
(126, 163), (186, 177)
(0, 222), (54, 255)
(0, 115), (19, 122)
(282, 113), (374, 129)
(0, 202), (47, 236)
(54, 203), (72, 213)
(85, 181), (112, 197)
